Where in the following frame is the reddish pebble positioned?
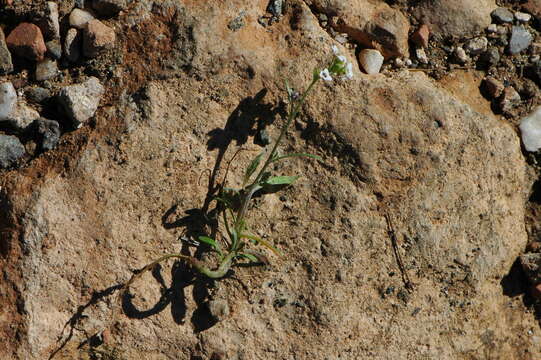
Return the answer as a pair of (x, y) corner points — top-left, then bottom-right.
(527, 241), (541, 252)
(83, 19), (116, 58)
(6, 23), (47, 61)
(411, 24), (430, 48)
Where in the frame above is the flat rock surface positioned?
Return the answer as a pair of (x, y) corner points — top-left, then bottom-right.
(0, 1), (539, 360)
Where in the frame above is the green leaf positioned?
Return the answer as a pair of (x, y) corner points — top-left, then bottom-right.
(271, 153), (322, 163)
(237, 253), (259, 262)
(285, 79), (293, 98)
(241, 233), (282, 257)
(264, 175), (300, 186)
(198, 236), (218, 249)
(244, 152), (263, 183)
(313, 68), (320, 81)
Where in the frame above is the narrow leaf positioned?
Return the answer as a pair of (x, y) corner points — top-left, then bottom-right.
(264, 175), (300, 186)
(198, 236), (218, 249)
(237, 253), (259, 262)
(244, 152), (263, 183)
(241, 233), (282, 257)
(271, 153), (322, 163)
(285, 79), (293, 98)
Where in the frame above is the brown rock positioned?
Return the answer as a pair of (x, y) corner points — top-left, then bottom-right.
(483, 77), (504, 98)
(499, 86), (521, 115)
(526, 241), (541, 252)
(414, 0), (496, 38)
(6, 23), (47, 61)
(82, 19), (116, 58)
(411, 24), (430, 48)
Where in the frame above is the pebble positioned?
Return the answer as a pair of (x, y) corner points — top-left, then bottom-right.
(499, 86), (521, 115)
(520, 106), (541, 152)
(358, 49), (384, 74)
(46, 39), (62, 60)
(69, 8), (95, 30)
(486, 24), (498, 33)
(0, 82), (17, 121)
(0, 134), (25, 168)
(404, 58), (412, 67)
(83, 20), (116, 58)
(6, 23), (47, 61)
(40, 2), (60, 40)
(4, 101), (40, 132)
(0, 27), (13, 74)
(464, 37), (488, 55)
(267, 0), (283, 17)
(394, 57), (404, 68)
(92, 0), (127, 16)
(530, 42), (541, 55)
(520, 252), (541, 282)
(58, 77), (104, 127)
(515, 12), (532, 22)
(64, 28), (81, 62)
(483, 77), (504, 98)
(35, 59), (58, 81)
(508, 26), (533, 54)
(453, 47), (469, 64)
(415, 47), (428, 64)
(25, 87), (51, 103)
(480, 47), (500, 67)
(34, 118), (61, 151)
(208, 298), (230, 321)
(411, 24), (430, 48)
(491, 7), (514, 23)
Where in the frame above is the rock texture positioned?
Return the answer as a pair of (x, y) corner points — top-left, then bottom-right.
(6, 23), (47, 61)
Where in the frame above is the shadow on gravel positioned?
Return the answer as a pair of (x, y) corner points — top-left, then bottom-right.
(501, 257), (541, 321)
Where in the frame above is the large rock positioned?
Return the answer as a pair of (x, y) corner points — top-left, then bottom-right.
(413, 0), (496, 38)
(6, 23), (47, 61)
(0, 2), (537, 359)
(57, 77), (104, 127)
(307, 0), (409, 58)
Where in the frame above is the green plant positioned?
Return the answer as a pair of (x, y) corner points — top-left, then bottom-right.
(122, 48), (353, 291)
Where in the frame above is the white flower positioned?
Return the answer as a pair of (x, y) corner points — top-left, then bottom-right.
(337, 55), (347, 64)
(319, 68), (333, 81)
(345, 62), (353, 80)
(332, 45), (340, 55)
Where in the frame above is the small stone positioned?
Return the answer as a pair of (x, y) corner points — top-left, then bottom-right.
(497, 25), (508, 35)
(527, 241), (541, 252)
(25, 87), (51, 103)
(394, 57), (404, 68)
(523, 1), (541, 20)
(491, 7), (514, 23)
(0, 135), (25, 168)
(404, 58), (412, 67)
(531, 284), (541, 300)
(46, 39), (62, 60)
(358, 49), (384, 74)
(520, 106), (541, 152)
(486, 24), (498, 33)
(208, 299), (230, 321)
(267, 0), (283, 17)
(520, 252), (541, 282)
(411, 24), (430, 48)
(75, 0), (85, 8)
(453, 47), (469, 64)
(35, 59), (58, 81)
(228, 12), (246, 31)
(0, 27), (13, 74)
(318, 13), (328, 22)
(480, 47), (500, 66)
(531, 55), (541, 63)
(464, 37), (488, 55)
(0, 82), (17, 121)
(508, 26), (533, 55)
(58, 77), (104, 127)
(6, 23), (47, 61)
(256, 128), (271, 146)
(515, 12), (532, 22)
(335, 35), (348, 44)
(83, 20), (116, 58)
(64, 28), (81, 63)
(92, 0), (127, 16)
(39, 2), (60, 40)
(415, 47), (428, 64)
(69, 8), (95, 30)
(34, 118), (61, 151)
(483, 77), (504, 98)
(4, 101), (40, 132)
(499, 86), (521, 115)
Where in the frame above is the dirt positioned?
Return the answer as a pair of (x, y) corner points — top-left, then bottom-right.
(1, 0), (541, 359)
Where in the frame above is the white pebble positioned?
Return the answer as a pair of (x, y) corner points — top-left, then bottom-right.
(358, 49), (384, 75)
(486, 24), (498, 33)
(0, 82), (17, 121)
(415, 48), (428, 64)
(69, 8), (95, 29)
(520, 106), (541, 152)
(515, 12), (532, 23)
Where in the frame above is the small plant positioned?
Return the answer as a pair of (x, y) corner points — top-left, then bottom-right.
(122, 47), (353, 291)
